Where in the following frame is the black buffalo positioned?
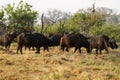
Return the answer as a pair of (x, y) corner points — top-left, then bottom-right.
(17, 32), (53, 54)
(89, 35), (118, 54)
(0, 31), (17, 49)
(49, 32), (65, 46)
(43, 32), (66, 51)
(60, 33), (90, 53)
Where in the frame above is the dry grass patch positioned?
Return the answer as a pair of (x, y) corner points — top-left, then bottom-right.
(0, 43), (120, 80)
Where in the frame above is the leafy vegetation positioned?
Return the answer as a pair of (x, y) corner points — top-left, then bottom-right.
(1, 0), (38, 32)
(0, 1), (120, 41)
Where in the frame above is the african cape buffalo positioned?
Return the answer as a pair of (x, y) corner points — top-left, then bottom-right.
(17, 32), (53, 54)
(0, 31), (17, 49)
(43, 32), (66, 51)
(49, 32), (65, 46)
(89, 35), (118, 54)
(60, 33), (90, 53)
(89, 35), (115, 54)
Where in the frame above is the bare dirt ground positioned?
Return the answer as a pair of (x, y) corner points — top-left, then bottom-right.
(0, 43), (120, 80)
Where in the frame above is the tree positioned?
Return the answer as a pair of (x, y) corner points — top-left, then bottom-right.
(57, 7), (108, 36)
(58, 12), (71, 32)
(41, 9), (71, 33)
(2, 0), (38, 32)
(45, 9), (63, 25)
(40, 13), (44, 33)
(96, 7), (120, 24)
(0, 10), (7, 30)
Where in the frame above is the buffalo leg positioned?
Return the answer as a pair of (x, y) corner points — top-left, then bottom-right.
(20, 47), (23, 54)
(35, 47), (40, 53)
(6, 44), (10, 50)
(74, 47), (77, 53)
(17, 46), (22, 54)
(90, 47), (93, 54)
(96, 49), (98, 54)
(105, 47), (109, 54)
(104, 42), (109, 54)
(29, 46), (34, 51)
(43, 46), (49, 51)
(17, 47), (19, 54)
(66, 47), (69, 52)
(86, 48), (90, 54)
(99, 49), (102, 54)
(74, 46), (81, 53)
(61, 46), (65, 51)
(78, 47), (81, 53)
(74, 47), (81, 53)
(60, 45), (66, 51)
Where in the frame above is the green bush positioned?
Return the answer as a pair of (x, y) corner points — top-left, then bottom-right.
(89, 24), (120, 42)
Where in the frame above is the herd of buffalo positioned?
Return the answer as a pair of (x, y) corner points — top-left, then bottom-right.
(0, 30), (118, 55)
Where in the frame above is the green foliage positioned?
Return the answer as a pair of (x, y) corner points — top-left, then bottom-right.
(89, 24), (120, 41)
(2, 0), (38, 32)
(59, 9), (107, 35)
(101, 24), (120, 41)
(64, 21), (80, 33)
(89, 25), (102, 35)
(46, 24), (61, 33)
(34, 24), (41, 33)
(91, 13), (106, 26)
(0, 10), (4, 19)
(34, 24), (61, 34)
(65, 13), (82, 33)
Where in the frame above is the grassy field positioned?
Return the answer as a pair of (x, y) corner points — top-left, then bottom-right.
(0, 43), (120, 80)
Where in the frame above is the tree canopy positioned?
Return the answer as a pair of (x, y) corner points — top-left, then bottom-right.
(2, 0), (38, 32)
(0, 1), (120, 41)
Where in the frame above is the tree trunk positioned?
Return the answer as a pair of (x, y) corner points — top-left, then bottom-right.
(41, 13), (44, 33)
